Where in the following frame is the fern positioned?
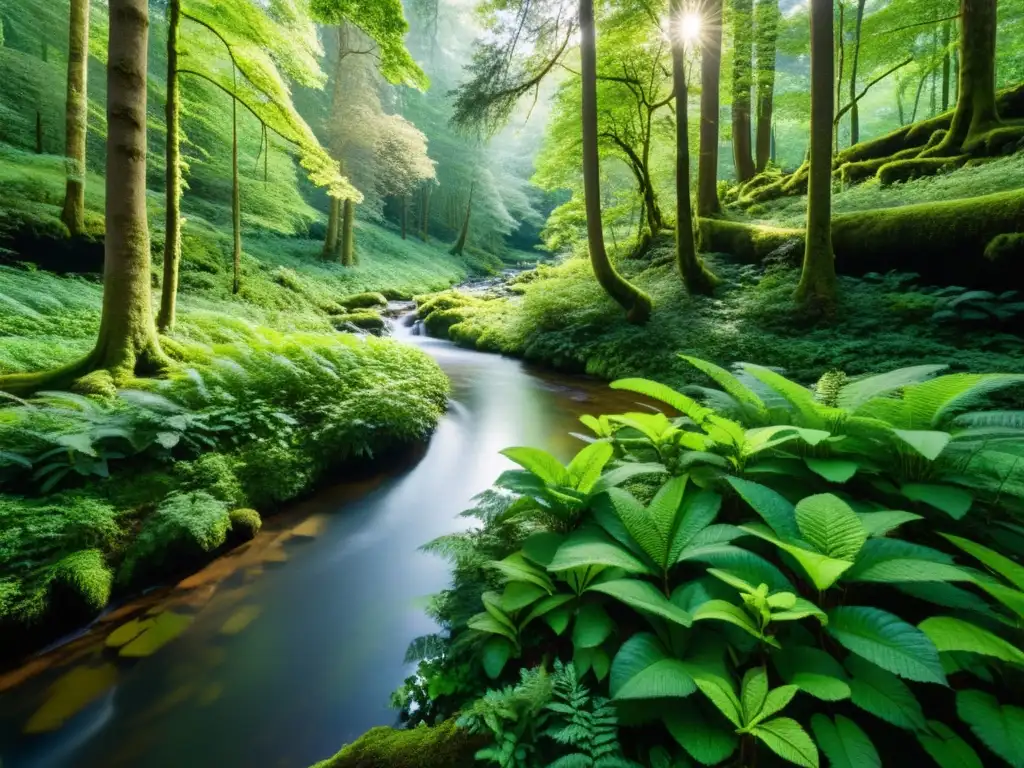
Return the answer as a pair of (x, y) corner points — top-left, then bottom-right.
(814, 370), (847, 408)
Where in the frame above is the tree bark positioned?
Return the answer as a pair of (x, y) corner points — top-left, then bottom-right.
(671, 0), (717, 294)
(579, 0), (650, 323)
(323, 197), (340, 257)
(942, 21), (951, 111)
(60, 0), (89, 237)
(449, 182), (474, 256)
(231, 75), (242, 294)
(731, 0), (756, 181)
(848, 0), (866, 145)
(939, 0), (999, 151)
(340, 199), (355, 265)
(754, 0), (779, 171)
(157, 0), (181, 332)
(698, 0), (724, 216)
(835, 2), (844, 152)
(796, 0), (837, 307)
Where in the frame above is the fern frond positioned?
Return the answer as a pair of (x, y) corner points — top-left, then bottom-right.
(741, 365), (826, 428)
(902, 374), (1024, 428)
(838, 364), (947, 411)
(679, 355), (769, 422)
(609, 378), (712, 424)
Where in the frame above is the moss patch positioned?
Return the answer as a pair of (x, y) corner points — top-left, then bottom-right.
(339, 291), (388, 310)
(228, 508), (262, 540)
(331, 311), (386, 334)
(311, 720), (483, 768)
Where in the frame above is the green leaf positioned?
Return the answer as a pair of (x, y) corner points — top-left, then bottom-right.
(756, 685), (799, 725)
(610, 377), (710, 421)
(956, 690), (1024, 768)
(468, 612), (517, 643)
(828, 606), (946, 685)
(919, 616), (1024, 666)
(667, 489), (722, 565)
(680, 355), (769, 416)
(772, 597), (828, 625)
(845, 656), (926, 731)
(917, 721), (983, 768)
(691, 547), (793, 592)
(606, 487), (668, 565)
(845, 539), (969, 584)
(839, 365), (947, 411)
(741, 524), (853, 591)
(488, 552), (555, 592)
(572, 603), (615, 649)
(691, 671), (742, 728)
(501, 581), (547, 612)
(610, 633), (696, 700)
(664, 701), (739, 765)
(648, 475), (688, 542)
(567, 441), (614, 492)
(589, 462), (667, 494)
(742, 364), (826, 428)
(588, 579), (693, 628)
(500, 446), (569, 485)
(857, 510), (923, 537)
(693, 600), (763, 640)
(481, 637), (513, 679)
(741, 667), (769, 724)
(544, 604), (573, 635)
(805, 458), (860, 483)
(521, 594), (575, 629)
(810, 714), (880, 768)
(751, 717), (819, 768)
(726, 476), (799, 539)
(901, 484), (973, 519)
(774, 646), (850, 701)
(941, 533), (1024, 590)
(521, 531), (564, 567)
(548, 527), (655, 575)
(795, 494), (867, 561)
(892, 430), (952, 460)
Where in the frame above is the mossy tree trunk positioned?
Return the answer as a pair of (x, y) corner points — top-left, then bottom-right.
(579, 0), (651, 323)
(848, 0), (866, 145)
(796, 0), (837, 307)
(698, 0), (724, 217)
(754, 0), (778, 171)
(60, 0), (89, 237)
(157, 0), (181, 333)
(671, 0), (718, 294)
(449, 182), (474, 256)
(323, 197), (340, 258)
(231, 73), (242, 295)
(731, 0), (756, 182)
(942, 20), (952, 111)
(340, 199), (355, 265)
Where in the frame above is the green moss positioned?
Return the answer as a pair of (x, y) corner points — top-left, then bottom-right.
(228, 508), (262, 540)
(985, 233), (1024, 263)
(174, 453), (247, 507)
(233, 443), (313, 510)
(332, 310), (386, 334)
(70, 370), (118, 399)
(99, 470), (180, 513)
(47, 549), (113, 616)
(696, 218), (802, 263)
(311, 720), (483, 768)
(876, 156), (966, 187)
(339, 291), (388, 310)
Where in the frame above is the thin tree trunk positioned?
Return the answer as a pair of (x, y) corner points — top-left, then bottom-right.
(401, 194), (408, 239)
(848, 0), (866, 145)
(323, 197), (340, 257)
(835, 2), (844, 152)
(340, 199), (354, 265)
(731, 0), (756, 181)
(796, 0), (837, 307)
(421, 184), (431, 241)
(671, 0), (717, 293)
(942, 21), (952, 111)
(60, 0), (89, 236)
(157, 0), (180, 332)
(449, 181), (474, 256)
(698, 0), (724, 216)
(578, 0), (650, 323)
(231, 72), (241, 295)
(754, 0), (779, 171)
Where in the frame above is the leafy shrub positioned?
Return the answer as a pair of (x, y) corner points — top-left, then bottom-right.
(228, 508), (262, 540)
(408, 356), (1024, 767)
(174, 452), (246, 507)
(47, 549), (113, 615)
(929, 287), (1024, 327)
(232, 442), (313, 509)
(119, 491), (230, 584)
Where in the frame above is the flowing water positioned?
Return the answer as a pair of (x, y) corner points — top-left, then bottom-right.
(0, 315), (647, 768)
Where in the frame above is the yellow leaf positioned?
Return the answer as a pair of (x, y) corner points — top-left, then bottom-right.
(24, 664), (117, 733)
(119, 612), (193, 658)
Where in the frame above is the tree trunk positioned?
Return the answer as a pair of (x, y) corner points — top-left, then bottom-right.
(754, 0), (779, 171)
(157, 0), (180, 333)
(835, 2), (844, 152)
(401, 194), (408, 239)
(796, 0), (837, 307)
(421, 184), (431, 241)
(35, 111), (43, 154)
(231, 80), (241, 294)
(449, 182), (474, 256)
(340, 199), (355, 265)
(323, 197), (340, 258)
(578, 0), (650, 323)
(942, 21), (952, 111)
(60, 0), (89, 237)
(671, 0), (717, 294)
(848, 0), (866, 145)
(731, 0), (756, 181)
(941, 0), (999, 150)
(698, 0), (724, 216)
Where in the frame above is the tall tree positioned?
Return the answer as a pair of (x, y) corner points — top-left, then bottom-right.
(697, 0), (724, 216)
(731, 0), (756, 181)
(59, 0), (89, 237)
(847, 0), (867, 145)
(449, 181), (474, 255)
(753, 0), (779, 170)
(158, 0), (181, 332)
(671, 0), (718, 293)
(795, 0), (837, 307)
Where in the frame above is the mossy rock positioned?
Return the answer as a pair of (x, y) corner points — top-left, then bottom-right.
(47, 549), (113, 617)
(229, 508), (262, 541)
(332, 311), (386, 334)
(339, 291), (387, 310)
(985, 233), (1024, 263)
(696, 218), (802, 263)
(311, 720), (483, 768)
(423, 307), (474, 337)
(415, 291), (480, 319)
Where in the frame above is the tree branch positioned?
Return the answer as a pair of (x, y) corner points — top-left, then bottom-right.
(834, 56), (914, 125)
(869, 13), (960, 39)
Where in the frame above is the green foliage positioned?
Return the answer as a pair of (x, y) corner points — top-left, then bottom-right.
(311, 719), (482, 768)
(228, 507), (262, 540)
(47, 548), (113, 615)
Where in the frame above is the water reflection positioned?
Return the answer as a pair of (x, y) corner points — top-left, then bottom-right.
(0, 321), (650, 768)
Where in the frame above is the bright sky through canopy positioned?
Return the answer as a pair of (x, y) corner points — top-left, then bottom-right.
(679, 11), (702, 43)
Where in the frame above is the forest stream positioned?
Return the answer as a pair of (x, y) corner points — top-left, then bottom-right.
(0, 314), (644, 768)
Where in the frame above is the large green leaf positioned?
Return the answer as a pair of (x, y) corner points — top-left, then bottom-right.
(810, 714), (880, 768)
(840, 365), (947, 411)
(845, 656), (926, 731)
(828, 606), (946, 684)
(610, 378), (711, 421)
(692, 546), (793, 592)
(664, 701), (739, 766)
(589, 579), (693, 628)
(727, 477), (799, 539)
(572, 603), (615, 649)
(917, 721), (983, 768)
(845, 539), (969, 584)
(481, 637), (513, 679)
(956, 690), (1024, 768)
(774, 646), (850, 701)
(901, 483), (973, 519)
(589, 462), (668, 494)
(856, 510), (923, 537)
(751, 717), (819, 768)
(667, 489), (722, 565)
(691, 670), (742, 728)
(501, 581), (547, 612)
(521, 594), (575, 629)
(521, 531), (564, 567)
(741, 524), (853, 591)
(648, 475), (688, 542)
(468, 612), (516, 643)
(902, 373), (1024, 428)
(606, 487), (667, 566)
(692, 600), (763, 641)
(892, 430), (952, 460)
(919, 616), (1024, 666)
(742, 364), (826, 428)
(488, 552), (555, 592)
(805, 458), (860, 483)
(741, 667), (769, 725)
(941, 533), (1024, 590)
(500, 446), (569, 485)
(680, 355), (769, 416)
(566, 441), (614, 493)
(795, 494), (867, 561)
(609, 633), (696, 700)
(548, 526), (655, 575)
